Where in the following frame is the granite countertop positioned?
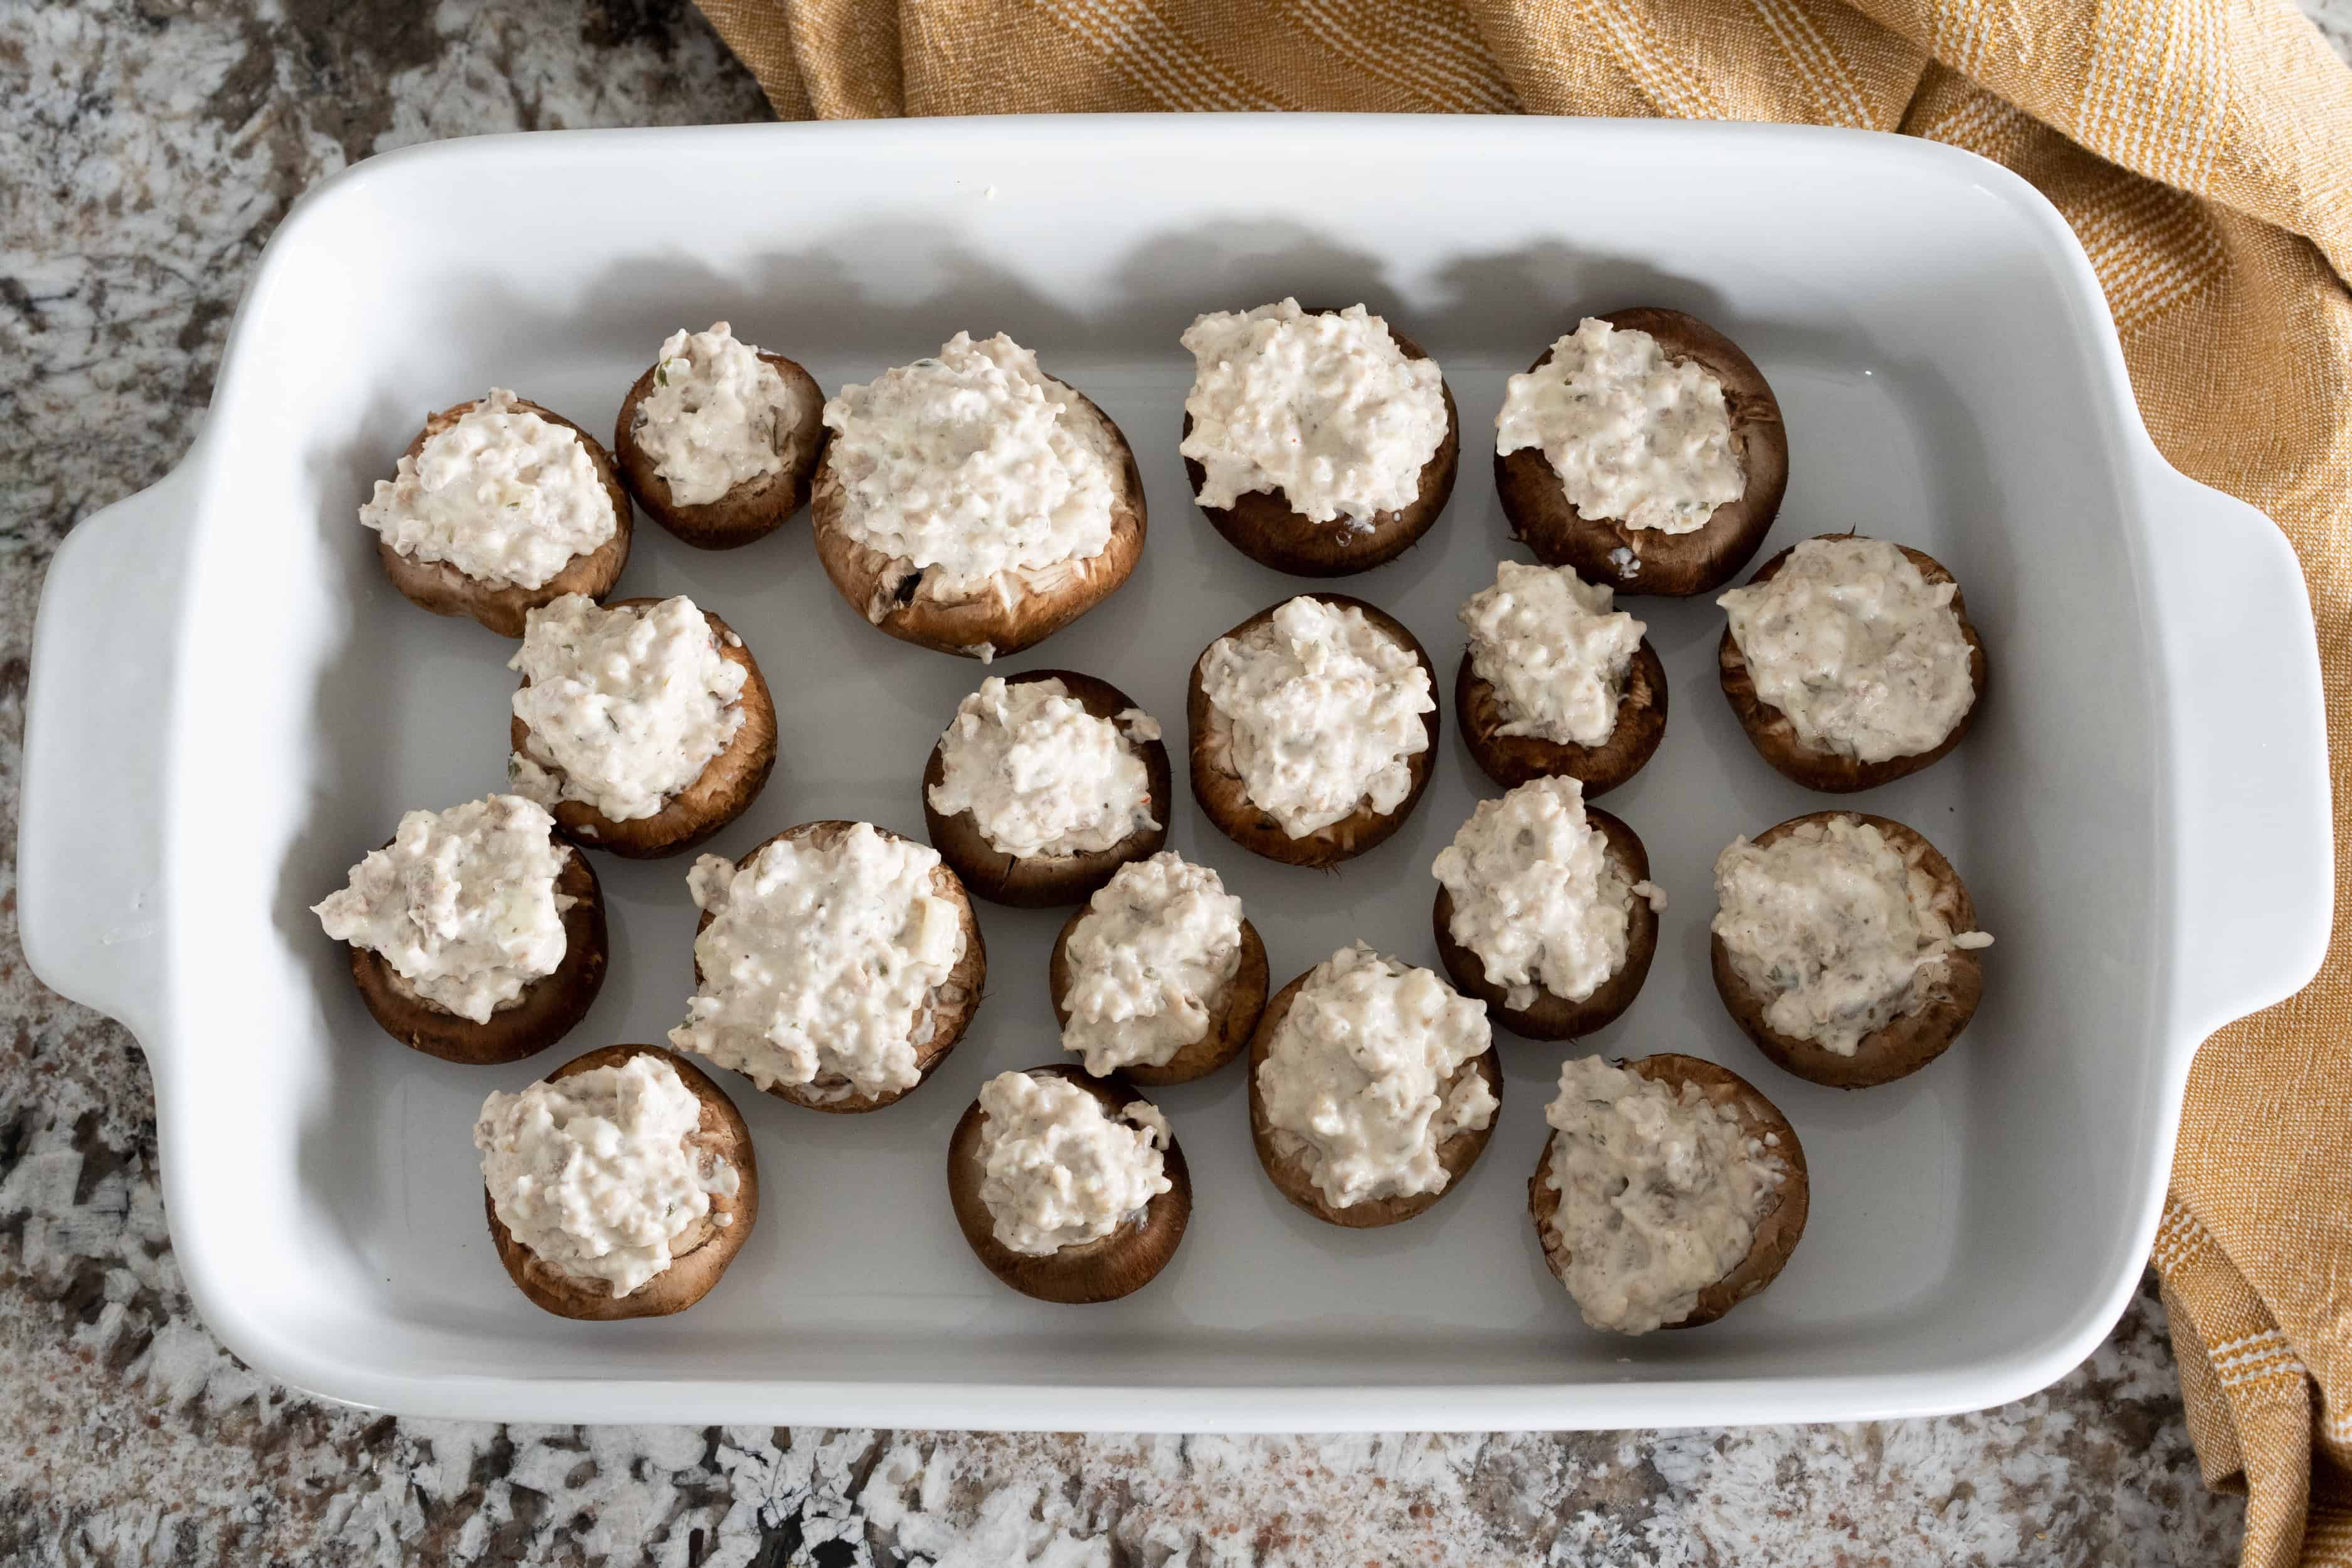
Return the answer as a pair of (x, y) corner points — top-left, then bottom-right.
(5, 1), (2334, 1561)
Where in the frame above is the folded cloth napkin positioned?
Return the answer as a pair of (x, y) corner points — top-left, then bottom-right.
(692, 1), (2352, 1558)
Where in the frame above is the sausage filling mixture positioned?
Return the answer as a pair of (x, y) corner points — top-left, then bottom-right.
(632, 321), (808, 506)
(927, 677), (1159, 857)
(1460, 559), (1646, 746)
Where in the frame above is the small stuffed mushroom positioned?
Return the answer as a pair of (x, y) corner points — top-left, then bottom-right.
(1430, 778), (1663, 1042)
(922, 670), (1171, 908)
(614, 322), (828, 549)
(1454, 559), (1668, 796)
(358, 389), (633, 637)
(1530, 1053), (1808, 1333)
(946, 1064), (1191, 1304)
(477, 1044), (756, 1320)
(509, 595), (778, 859)
(1189, 593), (1439, 869)
(1048, 850), (1269, 1086)
(671, 819), (986, 1113)
(1248, 945), (1500, 1228)
(1717, 536), (1988, 793)
(1711, 811), (1991, 1089)
(1495, 310), (1786, 598)
(313, 795), (607, 1066)
(1178, 300), (1459, 577)
(810, 332), (1145, 659)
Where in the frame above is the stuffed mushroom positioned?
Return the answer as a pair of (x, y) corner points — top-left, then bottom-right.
(1430, 777), (1664, 1042)
(1454, 559), (1668, 795)
(477, 1044), (756, 1320)
(1248, 945), (1500, 1228)
(613, 321), (827, 549)
(1179, 300), (1459, 576)
(810, 332), (1144, 659)
(1717, 535), (1987, 792)
(1529, 1053), (1808, 1332)
(509, 594), (778, 858)
(1189, 593), (1439, 868)
(359, 389), (632, 637)
(1711, 810), (1991, 1088)
(1495, 310), (1786, 597)
(946, 1065), (1190, 1304)
(314, 794), (607, 1066)
(1049, 850), (1269, 1086)
(922, 670), (1170, 908)
(672, 819), (985, 1113)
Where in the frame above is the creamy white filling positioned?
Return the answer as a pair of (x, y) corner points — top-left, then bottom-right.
(633, 322), (805, 507)
(359, 388), (616, 589)
(821, 333), (1116, 601)
(1496, 319), (1744, 534)
(474, 1054), (739, 1298)
(1256, 945), (1495, 1209)
(1431, 776), (1639, 1010)
(926, 677), (1159, 858)
(1461, 561), (1646, 747)
(508, 595), (747, 822)
(1544, 1057), (1784, 1335)
(975, 1071), (1172, 1256)
(1061, 852), (1245, 1076)
(1199, 596), (1433, 838)
(672, 825), (967, 1099)
(1718, 536), (1977, 763)
(1180, 299), (1448, 526)
(1712, 816), (1993, 1055)
(312, 794), (572, 1023)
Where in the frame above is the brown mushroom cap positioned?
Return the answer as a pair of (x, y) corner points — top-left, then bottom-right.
(1187, 594), (1441, 868)
(483, 1044), (759, 1321)
(1527, 1052), (1809, 1330)
(613, 349), (828, 549)
(808, 379), (1144, 659)
(1431, 806), (1658, 1042)
(688, 819), (986, 1113)
(1245, 963), (1501, 1227)
(373, 396), (633, 638)
(348, 837), (607, 1066)
(1455, 637), (1669, 797)
(1049, 907), (1270, 1086)
(1711, 810), (1986, 1089)
(1717, 538), (1988, 793)
(945, 1064), (1192, 1304)
(921, 670), (1172, 908)
(510, 599), (779, 860)
(1495, 308), (1786, 598)
(1181, 316), (1460, 578)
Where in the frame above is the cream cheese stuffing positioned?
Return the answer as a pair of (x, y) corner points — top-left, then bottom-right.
(475, 1054), (738, 1298)
(1180, 299), (1448, 527)
(360, 388), (616, 588)
(313, 794), (573, 1023)
(974, 1071), (1172, 1256)
(672, 825), (967, 1101)
(1059, 852), (1246, 1076)
(509, 594), (746, 822)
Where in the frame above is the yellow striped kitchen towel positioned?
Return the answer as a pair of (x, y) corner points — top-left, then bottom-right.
(689, 2), (2352, 1560)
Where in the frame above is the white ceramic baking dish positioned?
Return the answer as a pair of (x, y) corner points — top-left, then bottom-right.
(19, 115), (2330, 1430)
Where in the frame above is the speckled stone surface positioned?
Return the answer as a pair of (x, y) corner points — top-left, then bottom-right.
(7, 1), (2340, 1561)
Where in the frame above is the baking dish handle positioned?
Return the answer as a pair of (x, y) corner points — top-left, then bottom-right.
(15, 453), (205, 1047)
(2142, 461), (2334, 1047)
